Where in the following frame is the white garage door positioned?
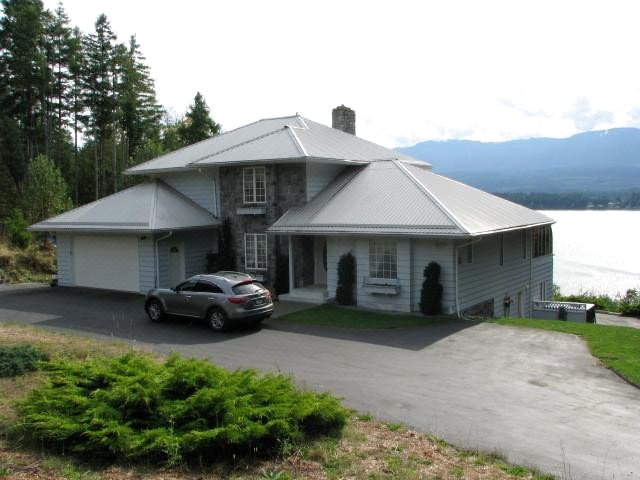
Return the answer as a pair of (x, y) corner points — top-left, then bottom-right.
(73, 235), (140, 292)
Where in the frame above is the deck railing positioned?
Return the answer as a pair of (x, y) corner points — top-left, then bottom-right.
(532, 300), (596, 323)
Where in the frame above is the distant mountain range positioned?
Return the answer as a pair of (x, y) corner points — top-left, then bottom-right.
(396, 128), (640, 193)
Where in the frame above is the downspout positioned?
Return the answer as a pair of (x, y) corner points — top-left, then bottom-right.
(529, 229), (533, 317)
(454, 237), (484, 318)
(155, 231), (173, 288)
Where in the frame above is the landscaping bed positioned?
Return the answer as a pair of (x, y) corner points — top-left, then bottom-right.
(0, 323), (553, 479)
(276, 304), (450, 329)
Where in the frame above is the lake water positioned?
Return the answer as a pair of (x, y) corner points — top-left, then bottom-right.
(540, 210), (640, 297)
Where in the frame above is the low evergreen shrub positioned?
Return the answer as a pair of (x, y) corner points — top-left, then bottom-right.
(336, 253), (356, 305)
(0, 344), (49, 377)
(15, 353), (348, 465)
(5, 209), (30, 249)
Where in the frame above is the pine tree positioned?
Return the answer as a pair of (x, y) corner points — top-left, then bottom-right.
(21, 154), (72, 223)
(83, 13), (117, 199)
(178, 92), (220, 146)
(0, 0), (48, 187)
(118, 35), (162, 165)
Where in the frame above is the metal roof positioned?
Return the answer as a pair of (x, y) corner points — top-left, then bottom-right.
(29, 181), (219, 233)
(269, 160), (554, 237)
(126, 115), (423, 174)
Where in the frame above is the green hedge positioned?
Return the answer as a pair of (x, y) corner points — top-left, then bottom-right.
(14, 353), (347, 465)
(0, 344), (48, 377)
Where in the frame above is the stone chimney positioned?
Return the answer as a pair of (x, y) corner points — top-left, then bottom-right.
(332, 105), (356, 135)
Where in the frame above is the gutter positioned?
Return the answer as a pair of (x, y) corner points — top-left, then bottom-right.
(454, 237), (484, 318)
(155, 231), (173, 288)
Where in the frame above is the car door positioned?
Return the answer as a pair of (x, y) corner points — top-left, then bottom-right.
(165, 279), (198, 316)
(190, 281), (225, 318)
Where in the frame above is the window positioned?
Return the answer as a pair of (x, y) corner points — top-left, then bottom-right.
(243, 167), (266, 204)
(196, 281), (223, 294)
(539, 281), (546, 300)
(245, 233), (267, 270)
(369, 240), (397, 279)
(499, 234), (504, 266)
(176, 279), (198, 292)
(532, 226), (553, 257)
(232, 281), (266, 295)
(522, 230), (527, 259)
(457, 244), (473, 265)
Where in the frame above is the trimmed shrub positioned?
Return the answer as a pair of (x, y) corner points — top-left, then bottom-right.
(419, 262), (443, 315)
(336, 253), (356, 306)
(0, 344), (49, 377)
(15, 353), (348, 465)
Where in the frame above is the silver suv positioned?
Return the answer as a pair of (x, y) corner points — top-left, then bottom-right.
(145, 272), (274, 331)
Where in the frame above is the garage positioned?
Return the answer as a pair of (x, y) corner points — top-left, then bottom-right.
(73, 235), (140, 292)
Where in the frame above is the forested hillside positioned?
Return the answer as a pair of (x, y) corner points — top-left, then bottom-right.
(0, 0), (220, 239)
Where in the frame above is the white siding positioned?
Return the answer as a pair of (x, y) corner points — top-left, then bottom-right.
(55, 234), (74, 286)
(457, 230), (553, 317)
(356, 237), (411, 312)
(306, 163), (344, 201)
(412, 239), (456, 313)
(138, 236), (156, 292)
(161, 170), (217, 215)
(157, 230), (217, 288)
(532, 254), (554, 301)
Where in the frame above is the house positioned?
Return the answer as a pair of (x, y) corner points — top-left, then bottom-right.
(31, 106), (554, 317)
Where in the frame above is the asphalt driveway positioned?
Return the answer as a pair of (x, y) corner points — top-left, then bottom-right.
(1, 285), (638, 479)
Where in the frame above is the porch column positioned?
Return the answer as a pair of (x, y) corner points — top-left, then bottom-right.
(288, 235), (294, 292)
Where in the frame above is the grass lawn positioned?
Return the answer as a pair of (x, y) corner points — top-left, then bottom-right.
(0, 322), (553, 480)
(494, 318), (640, 387)
(277, 304), (450, 329)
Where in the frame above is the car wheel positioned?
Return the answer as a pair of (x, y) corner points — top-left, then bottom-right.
(146, 299), (165, 323)
(207, 308), (228, 332)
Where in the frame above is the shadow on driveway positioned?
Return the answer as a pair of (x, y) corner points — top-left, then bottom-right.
(0, 285), (477, 350)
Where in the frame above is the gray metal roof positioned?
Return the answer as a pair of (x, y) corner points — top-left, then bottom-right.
(30, 181), (219, 233)
(126, 115), (423, 174)
(269, 160), (554, 237)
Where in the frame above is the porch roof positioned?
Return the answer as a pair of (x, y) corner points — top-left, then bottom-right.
(268, 159), (554, 237)
(29, 181), (219, 233)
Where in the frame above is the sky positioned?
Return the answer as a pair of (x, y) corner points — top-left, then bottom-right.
(44, 0), (640, 147)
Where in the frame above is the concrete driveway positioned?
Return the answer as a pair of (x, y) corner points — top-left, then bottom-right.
(0, 285), (638, 480)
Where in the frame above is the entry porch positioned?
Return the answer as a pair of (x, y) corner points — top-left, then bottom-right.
(278, 235), (329, 304)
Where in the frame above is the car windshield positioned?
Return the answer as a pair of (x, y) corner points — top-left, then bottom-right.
(232, 281), (265, 295)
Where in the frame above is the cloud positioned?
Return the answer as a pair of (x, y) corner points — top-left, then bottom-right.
(564, 97), (613, 131)
(500, 99), (551, 118)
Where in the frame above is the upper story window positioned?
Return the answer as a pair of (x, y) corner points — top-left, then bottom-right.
(532, 225), (553, 258)
(245, 233), (267, 270)
(243, 167), (266, 204)
(522, 230), (527, 259)
(369, 240), (397, 279)
(499, 234), (504, 266)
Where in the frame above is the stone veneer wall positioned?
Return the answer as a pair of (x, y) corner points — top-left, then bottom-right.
(219, 164), (306, 288)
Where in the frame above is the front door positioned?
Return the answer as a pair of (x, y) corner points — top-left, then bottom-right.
(314, 237), (327, 285)
(168, 243), (185, 288)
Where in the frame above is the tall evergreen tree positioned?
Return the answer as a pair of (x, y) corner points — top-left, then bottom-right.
(118, 35), (162, 165)
(83, 13), (117, 199)
(178, 92), (220, 146)
(0, 0), (48, 187)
